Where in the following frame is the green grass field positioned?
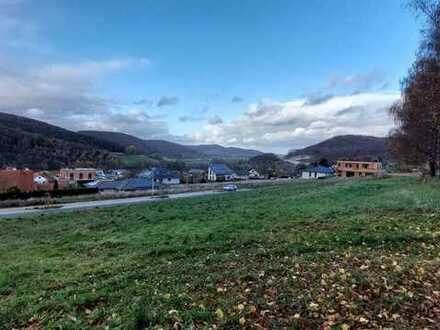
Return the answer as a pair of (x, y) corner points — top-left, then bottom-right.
(2, 177), (440, 329)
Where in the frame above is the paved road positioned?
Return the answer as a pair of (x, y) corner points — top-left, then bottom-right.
(0, 190), (223, 218)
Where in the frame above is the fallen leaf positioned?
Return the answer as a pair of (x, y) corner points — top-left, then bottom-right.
(215, 308), (224, 319)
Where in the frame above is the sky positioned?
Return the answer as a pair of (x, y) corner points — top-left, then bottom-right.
(0, 0), (423, 153)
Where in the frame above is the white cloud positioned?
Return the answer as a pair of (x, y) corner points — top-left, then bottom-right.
(157, 96), (179, 107)
(40, 58), (150, 82)
(191, 92), (400, 153)
(0, 0), (40, 51)
(208, 115), (223, 125)
(0, 58), (147, 116)
(0, 57), (169, 139)
(327, 68), (387, 92)
(25, 107), (44, 117)
(71, 108), (169, 138)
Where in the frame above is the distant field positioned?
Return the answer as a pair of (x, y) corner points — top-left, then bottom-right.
(2, 177), (440, 329)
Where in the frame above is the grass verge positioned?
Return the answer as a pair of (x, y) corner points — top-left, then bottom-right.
(1, 177), (440, 329)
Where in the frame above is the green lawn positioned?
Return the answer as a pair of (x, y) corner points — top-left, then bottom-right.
(2, 177), (440, 329)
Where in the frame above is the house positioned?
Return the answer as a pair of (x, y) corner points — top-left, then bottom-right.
(138, 167), (180, 185)
(153, 168), (180, 185)
(249, 168), (264, 180)
(137, 169), (153, 178)
(301, 165), (335, 179)
(59, 168), (97, 183)
(108, 169), (129, 179)
(33, 175), (47, 185)
(33, 172), (58, 191)
(207, 163), (236, 182)
(336, 160), (384, 177)
(0, 169), (35, 193)
(95, 170), (106, 179)
(234, 170), (249, 181)
(96, 178), (153, 192)
(181, 169), (206, 184)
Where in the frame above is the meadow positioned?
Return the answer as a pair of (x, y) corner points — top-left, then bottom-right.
(1, 177), (440, 329)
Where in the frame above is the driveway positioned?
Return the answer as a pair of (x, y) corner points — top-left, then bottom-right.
(0, 190), (222, 218)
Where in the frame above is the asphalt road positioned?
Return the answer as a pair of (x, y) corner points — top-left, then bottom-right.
(0, 190), (223, 218)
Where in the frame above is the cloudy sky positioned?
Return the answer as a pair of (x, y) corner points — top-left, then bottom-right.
(0, 0), (421, 153)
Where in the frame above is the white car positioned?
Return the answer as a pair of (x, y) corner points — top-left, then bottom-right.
(223, 183), (238, 191)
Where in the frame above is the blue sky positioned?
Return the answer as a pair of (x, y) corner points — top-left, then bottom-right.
(0, 0), (422, 153)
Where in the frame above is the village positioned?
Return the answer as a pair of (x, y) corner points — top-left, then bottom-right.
(0, 159), (384, 199)
(6, 0), (440, 328)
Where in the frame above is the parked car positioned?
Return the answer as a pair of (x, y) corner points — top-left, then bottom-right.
(223, 183), (238, 191)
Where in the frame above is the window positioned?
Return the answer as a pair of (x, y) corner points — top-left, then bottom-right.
(88, 173), (92, 179)
(363, 164), (369, 169)
(79, 173), (84, 180)
(69, 173), (74, 180)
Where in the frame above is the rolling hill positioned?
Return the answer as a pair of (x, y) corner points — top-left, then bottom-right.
(0, 111), (264, 170)
(78, 131), (158, 155)
(3, 113), (392, 171)
(80, 131), (263, 160)
(79, 131), (204, 159)
(186, 144), (263, 160)
(286, 135), (390, 164)
(0, 112), (123, 170)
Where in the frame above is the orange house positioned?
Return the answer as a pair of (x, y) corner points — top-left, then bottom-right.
(59, 168), (97, 182)
(336, 160), (384, 178)
(58, 168), (97, 188)
(0, 169), (35, 193)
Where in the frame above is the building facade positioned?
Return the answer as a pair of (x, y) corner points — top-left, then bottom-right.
(301, 165), (335, 179)
(59, 168), (97, 182)
(248, 169), (264, 179)
(181, 169), (206, 184)
(58, 168), (97, 188)
(336, 161), (383, 177)
(151, 167), (181, 185)
(207, 163), (236, 182)
(33, 172), (57, 191)
(0, 169), (35, 193)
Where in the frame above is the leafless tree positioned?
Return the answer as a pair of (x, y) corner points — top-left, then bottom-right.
(389, 1), (440, 176)
(390, 58), (440, 176)
(409, 0), (440, 56)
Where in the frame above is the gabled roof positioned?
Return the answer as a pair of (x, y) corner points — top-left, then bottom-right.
(152, 167), (180, 179)
(209, 163), (235, 176)
(121, 178), (153, 190)
(304, 165), (335, 174)
(96, 180), (126, 190)
(188, 169), (205, 174)
(137, 167), (180, 179)
(97, 178), (152, 191)
(137, 169), (153, 178)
